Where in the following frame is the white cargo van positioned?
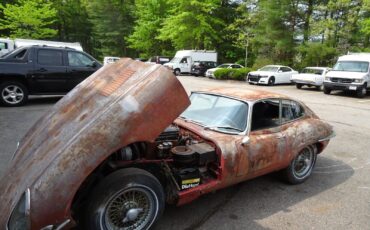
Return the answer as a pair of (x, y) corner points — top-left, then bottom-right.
(0, 38), (83, 56)
(323, 53), (370, 98)
(163, 50), (217, 75)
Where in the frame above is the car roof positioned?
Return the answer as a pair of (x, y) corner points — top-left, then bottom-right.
(262, 65), (289, 68)
(193, 87), (290, 102)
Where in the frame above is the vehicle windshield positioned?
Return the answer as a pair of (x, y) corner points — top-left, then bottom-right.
(332, 61), (369, 73)
(0, 47), (24, 58)
(180, 93), (249, 134)
(217, 64), (230, 68)
(301, 68), (324, 74)
(259, 66), (279, 72)
(170, 57), (181, 63)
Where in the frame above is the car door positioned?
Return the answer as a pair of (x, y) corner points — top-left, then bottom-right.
(179, 56), (191, 73)
(31, 48), (67, 93)
(281, 67), (294, 83)
(236, 99), (290, 177)
(66, 51), (99, 91)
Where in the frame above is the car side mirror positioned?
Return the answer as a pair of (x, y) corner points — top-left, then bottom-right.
(278, 70), (283, 73)
(89, 61), (97, 68)
(241, 136), (250, 146)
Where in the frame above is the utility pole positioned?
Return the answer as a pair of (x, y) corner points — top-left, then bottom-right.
(245, 38), (248, 68)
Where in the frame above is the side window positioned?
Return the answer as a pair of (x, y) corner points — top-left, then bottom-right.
(281, 67), (292, 72)
(232, 65), (241, 69)
(180, 58), (187, 63)
(0, 42), (8, 50)
(68, 52), (93, 67)
(38, 50), (63, 66)
(282, 100), (304, 123)
(251, 99), (280, 131)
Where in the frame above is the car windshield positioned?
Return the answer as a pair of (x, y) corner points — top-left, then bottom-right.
(170, 57), (181, 63)
(301, 68), (324, 74)
(332, 61), (369, 73)
(259, 66), (279, 72)
(180, 93), (249, 134)
(217, 64), (230, 68)
(0, 47), (24, 58)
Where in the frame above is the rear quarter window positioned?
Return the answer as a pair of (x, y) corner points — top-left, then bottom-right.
(282, 100), (305, 123)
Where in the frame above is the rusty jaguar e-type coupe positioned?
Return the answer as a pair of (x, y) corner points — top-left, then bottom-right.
(0, 59), (334, 230)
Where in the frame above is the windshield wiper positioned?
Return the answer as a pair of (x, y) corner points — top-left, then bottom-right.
(205, 125), (244, 132)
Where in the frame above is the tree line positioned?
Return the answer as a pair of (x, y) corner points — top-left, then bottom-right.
(0, 0), (369, 69)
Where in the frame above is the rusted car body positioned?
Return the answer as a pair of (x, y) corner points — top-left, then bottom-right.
(0, 59), (334, 230)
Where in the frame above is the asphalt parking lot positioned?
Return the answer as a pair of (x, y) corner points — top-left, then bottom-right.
(0, 76), (369, 229)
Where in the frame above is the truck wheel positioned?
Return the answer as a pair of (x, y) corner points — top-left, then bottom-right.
(174, 69), (181, 76)
(356, 85), (367, 98)
(282, 145), (317, 184)
(85, 168), (165, 230)
(0, 81), (28, 106)
(268, 77), (275, 86)
(296, 83), (303, 89)
(323, 87), (331, 95)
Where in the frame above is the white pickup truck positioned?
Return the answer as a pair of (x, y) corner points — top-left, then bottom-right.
(323, 53), (370, 98)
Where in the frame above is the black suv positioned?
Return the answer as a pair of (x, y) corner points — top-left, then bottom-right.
(0, 45), (101, 106)
(190, 61), (217, 76)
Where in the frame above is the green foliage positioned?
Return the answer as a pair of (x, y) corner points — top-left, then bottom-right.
(157, 0), (224, 50)
(127, 0), (172, 58)
(214, 68), (252, 81)
(53, 0), (93, 53)
(252, 57), (275, 70)
(86, 0), (136, 59)
(0, 0), (57, 39)
(296, 43), (338, 69)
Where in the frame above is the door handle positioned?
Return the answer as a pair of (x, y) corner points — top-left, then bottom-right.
(37, 68), (47, 72)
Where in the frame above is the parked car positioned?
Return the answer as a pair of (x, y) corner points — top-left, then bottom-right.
(323, 53), (370, 98)
(291, 67), (331, 90)
(205, 63), (244, 78)
(103, 56), (120, 65)
(190, 61), (218, 76)
(146, 56), (172, 65)
(164, 50), (217, 75)
(247, 65), (298, 85)
(0, 45), (101, 106)
(0, 58), (335, 230)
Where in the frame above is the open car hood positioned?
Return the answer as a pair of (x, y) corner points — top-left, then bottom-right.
(0, 58), (190, 228)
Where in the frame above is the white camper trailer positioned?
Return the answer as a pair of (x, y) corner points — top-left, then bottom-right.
(0, 38), (83, 56)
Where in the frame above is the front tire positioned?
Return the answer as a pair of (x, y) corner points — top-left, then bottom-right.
(356, 85), (367, 98)
(0, 81), (28, 106)
(268, 77), (275, 86)
(85, 168), (165, 230)
(296, 83), (303, 89)
(282, 145), (317, 184)
(323, 86), (331, 95)
(174, 69), (181, 76)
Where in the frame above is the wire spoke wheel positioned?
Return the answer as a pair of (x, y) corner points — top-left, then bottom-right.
(292, 147), (314, 179)
(104, 186), (156, 230)
(282, 145), (317, 184)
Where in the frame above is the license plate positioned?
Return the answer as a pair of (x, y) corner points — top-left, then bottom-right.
(349, 86), (357, 90)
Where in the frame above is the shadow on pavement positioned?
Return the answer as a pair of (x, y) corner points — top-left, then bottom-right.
(154, 155), (354, 230)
